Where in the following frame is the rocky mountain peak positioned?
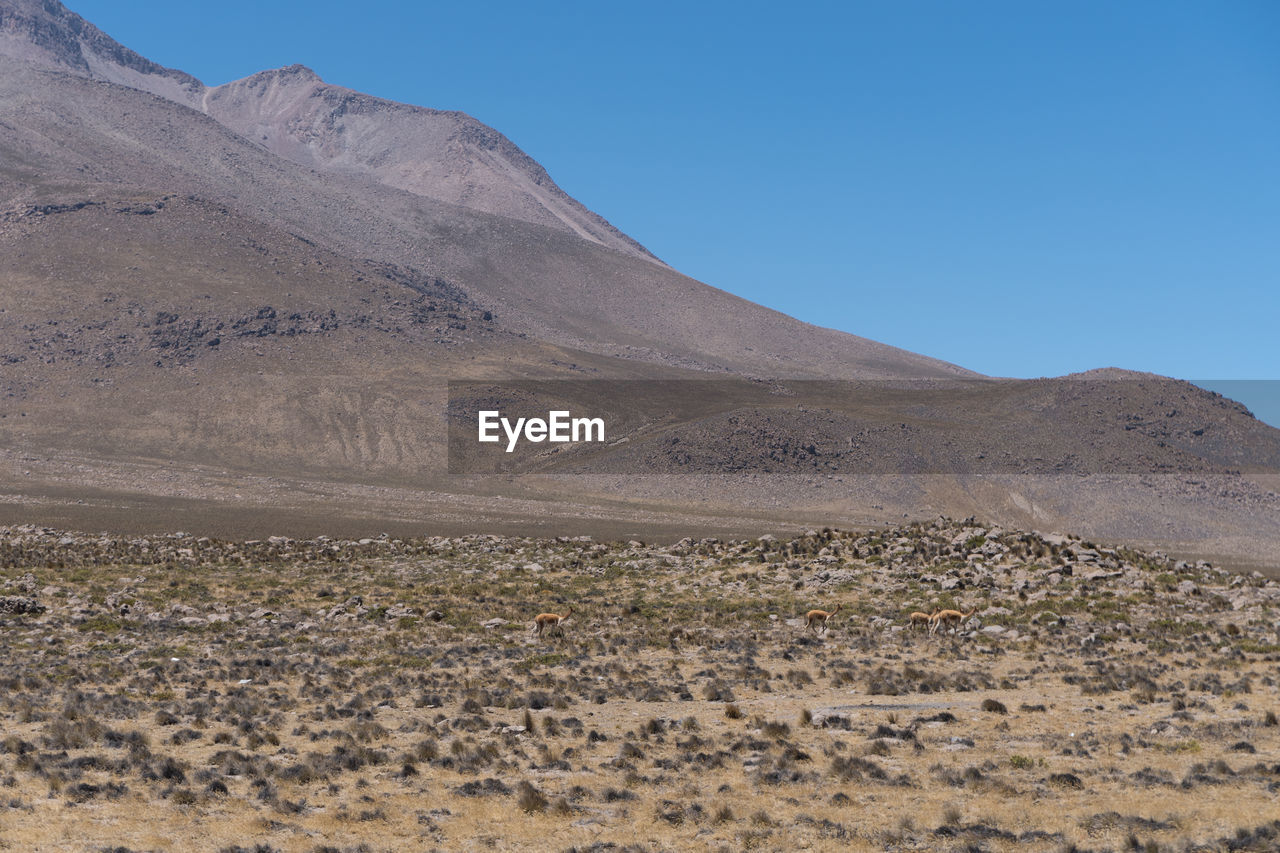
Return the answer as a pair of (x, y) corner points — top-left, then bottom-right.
(0, 0), (204, 106)
(241, 63), (323, 86)
(2, 1), (657, 261)
(275, 63), (320, 80)
(204, 68), (661, 262)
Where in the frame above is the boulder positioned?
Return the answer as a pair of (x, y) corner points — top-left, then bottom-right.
(0, 596), (45, 615)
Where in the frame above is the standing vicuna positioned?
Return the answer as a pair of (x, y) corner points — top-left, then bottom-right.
(909, 609), (938, 631)
(533, 607), (573, 637)
(805, 603), (842, 635)
(928, 608), (975, 635)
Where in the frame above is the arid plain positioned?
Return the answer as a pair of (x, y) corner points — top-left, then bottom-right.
(2, 519), (1278, 852)
(3, 4), (1280, 851)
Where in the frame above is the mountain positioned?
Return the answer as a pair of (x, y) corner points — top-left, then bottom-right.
(1, 0), (1278, 569)
(203, 64), (658, 263)
(1, 0), (969, 380)
(1, 0), (652, 260)
(0, 0), (203, 106)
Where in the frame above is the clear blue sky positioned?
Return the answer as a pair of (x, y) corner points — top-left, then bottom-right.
(67, 1), (1279, 411)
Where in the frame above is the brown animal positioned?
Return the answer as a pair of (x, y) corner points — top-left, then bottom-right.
(929, 608), (975, 635)
(909, 610), (938, 631)
(805, 603), (842, 635)
(533, 607), (573, 637)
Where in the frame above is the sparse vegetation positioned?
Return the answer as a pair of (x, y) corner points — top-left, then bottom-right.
(0, 518), (1276, 850)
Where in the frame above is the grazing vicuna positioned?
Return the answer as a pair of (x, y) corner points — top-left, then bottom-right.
(805, 603), (842, 635)
(909, 609), (938, 631)
(533, 607), (573, 637)
(929, 608), (975, 635)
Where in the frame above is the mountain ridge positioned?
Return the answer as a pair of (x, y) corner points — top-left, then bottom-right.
(2, 0), (1278, 569)
(0, 41), (973, 381)
(202, 63), (662, 263)
(0, 0), (203, 105)
(1, 0), (661, 262)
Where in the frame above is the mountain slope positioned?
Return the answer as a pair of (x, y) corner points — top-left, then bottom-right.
(0, 0), (650, 261)
(0, 0), (653, 261)
(2, 1), (1278, 569)
(203, 64), (659, 263)
(0, 46), (972, 380)
(0, 0), (202, 106)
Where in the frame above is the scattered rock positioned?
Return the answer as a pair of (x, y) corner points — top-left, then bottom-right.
(809, 709), (853, 729)
(0, 596), (45, 615)
(1048, 772), (1084, 789)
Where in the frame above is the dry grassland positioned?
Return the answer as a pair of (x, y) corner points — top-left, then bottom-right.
(1, 520), (1278, 852)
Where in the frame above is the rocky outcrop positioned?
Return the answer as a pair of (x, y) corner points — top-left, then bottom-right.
(0, 0), (203, 106)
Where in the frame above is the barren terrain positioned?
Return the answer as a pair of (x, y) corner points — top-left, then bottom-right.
(3, 13), (1280, 850)
(2, 519), (1278, 851)
(3, 0), (1280, 568)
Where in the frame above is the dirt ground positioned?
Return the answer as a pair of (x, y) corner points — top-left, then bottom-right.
(0, 520), (1277, 852)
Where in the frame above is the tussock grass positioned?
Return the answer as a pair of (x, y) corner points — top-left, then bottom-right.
(0, 519), (1276, 850)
